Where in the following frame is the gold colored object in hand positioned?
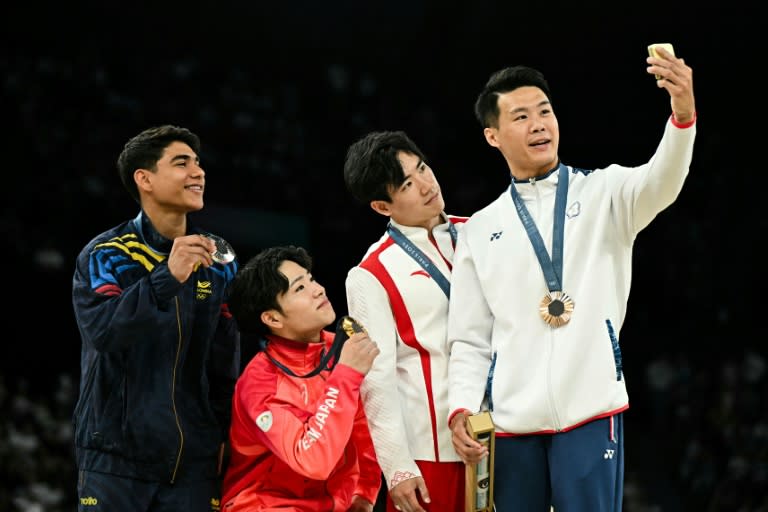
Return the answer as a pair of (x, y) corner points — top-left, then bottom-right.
(539, 291), (574, 328)
(341, 316), (366, 337)
(465, 412), (495, 512)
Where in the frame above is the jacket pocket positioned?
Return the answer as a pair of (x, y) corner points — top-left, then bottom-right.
(605, 319), (623, 381)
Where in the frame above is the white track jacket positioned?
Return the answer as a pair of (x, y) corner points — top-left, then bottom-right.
(346, 215), (467, 488)
(447, 116), (696, 434)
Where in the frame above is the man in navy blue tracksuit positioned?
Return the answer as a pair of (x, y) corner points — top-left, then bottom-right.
(72, 125), (240, 512)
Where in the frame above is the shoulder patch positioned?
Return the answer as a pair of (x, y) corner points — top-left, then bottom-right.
(256, 411), (273, 432)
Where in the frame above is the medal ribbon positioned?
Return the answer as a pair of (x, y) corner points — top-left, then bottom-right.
(263, 316), (361, 378)
(509, 164), (569, 292)
(387, 219), (457, 299)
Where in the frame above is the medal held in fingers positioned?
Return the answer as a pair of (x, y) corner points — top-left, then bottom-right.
(203, 234), (235, 264)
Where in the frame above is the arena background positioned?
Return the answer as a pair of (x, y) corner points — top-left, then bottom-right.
(2, 1), (764, 510)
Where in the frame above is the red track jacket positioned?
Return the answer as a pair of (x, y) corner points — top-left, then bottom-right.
(222, 331), (381, 510)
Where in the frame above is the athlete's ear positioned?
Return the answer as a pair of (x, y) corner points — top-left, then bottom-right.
(134, 168), (153, 193)
(369, 200), (392, 217)
(261, 310), (283, 330)
(484, 127), (501, 148)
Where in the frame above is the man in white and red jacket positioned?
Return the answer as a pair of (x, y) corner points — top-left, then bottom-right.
(222, 245), (382, 511)
(343, 130), (468, 512)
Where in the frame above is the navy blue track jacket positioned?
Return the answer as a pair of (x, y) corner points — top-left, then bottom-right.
(71, 211), (240, 483)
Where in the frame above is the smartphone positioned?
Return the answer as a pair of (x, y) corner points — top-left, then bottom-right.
(648, 43), (675, 79)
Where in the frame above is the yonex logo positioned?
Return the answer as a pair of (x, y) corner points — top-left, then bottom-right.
(490, 231), (503, 241)
(604, 449), (615, 459)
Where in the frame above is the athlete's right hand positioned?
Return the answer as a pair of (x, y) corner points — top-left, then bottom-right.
(390, 475), (430, 512)
(167, 234), (216, 283)
(450, 411), (489, 465)
(337, 332), (379, 375)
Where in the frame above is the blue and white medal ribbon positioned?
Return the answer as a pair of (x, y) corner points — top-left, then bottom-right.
(509, 164), (574, 327)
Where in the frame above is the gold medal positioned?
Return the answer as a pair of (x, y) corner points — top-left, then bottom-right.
(539, 291), (574, 328)
(341, 316), (367, 337)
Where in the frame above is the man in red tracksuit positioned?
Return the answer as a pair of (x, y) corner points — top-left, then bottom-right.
(222, 245), (382, 511)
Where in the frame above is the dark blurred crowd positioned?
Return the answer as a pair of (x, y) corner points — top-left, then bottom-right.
(0, 374), (76, 512)
(2, 37), (765, 511)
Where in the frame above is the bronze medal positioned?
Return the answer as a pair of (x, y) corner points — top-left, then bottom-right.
(539, 291), (574, 328)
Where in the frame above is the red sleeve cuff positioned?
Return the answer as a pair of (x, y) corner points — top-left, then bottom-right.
(671, 111), (696, 129)
(448, 408), (472, 427)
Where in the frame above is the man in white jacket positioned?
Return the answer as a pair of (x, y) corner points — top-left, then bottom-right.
(448, 47), (696, 511)
(344, 130), (468, 512)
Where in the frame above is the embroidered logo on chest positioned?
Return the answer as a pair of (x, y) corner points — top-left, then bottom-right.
(567, 201), (581, 219)
(196, 280), (213, 300)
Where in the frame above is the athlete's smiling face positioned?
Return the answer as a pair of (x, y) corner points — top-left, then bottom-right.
(483, 86), (560, 180)
(265, 260), (335, 343)
(136, 141), (206, 214)
(370, 150), (445, 230)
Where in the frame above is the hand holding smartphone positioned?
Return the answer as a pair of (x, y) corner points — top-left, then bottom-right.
(648, 43), (675, 80)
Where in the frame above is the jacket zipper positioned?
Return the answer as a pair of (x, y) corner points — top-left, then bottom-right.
(532, 178), (563, 432)
(170, 296), (184, 483)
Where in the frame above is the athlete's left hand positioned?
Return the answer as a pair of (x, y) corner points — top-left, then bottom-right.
(646, 45), (695, 123)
